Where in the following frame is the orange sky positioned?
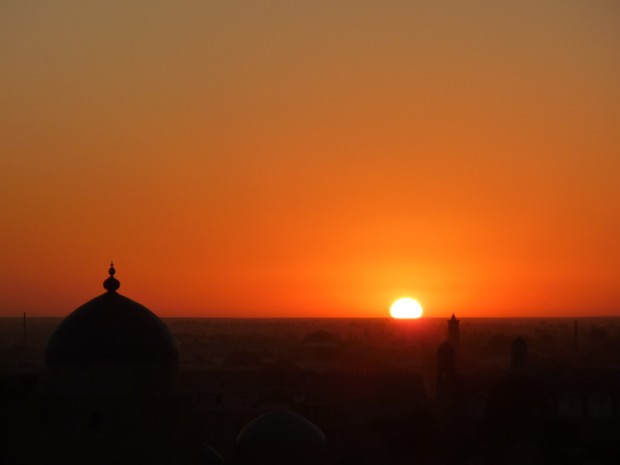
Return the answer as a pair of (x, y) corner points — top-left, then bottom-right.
(1, 1), (619, 318)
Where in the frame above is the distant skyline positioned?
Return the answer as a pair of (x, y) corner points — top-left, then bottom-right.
(1, 1), (619, 318)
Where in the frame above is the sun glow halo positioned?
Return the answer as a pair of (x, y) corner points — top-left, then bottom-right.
(390, 298), (423, 319)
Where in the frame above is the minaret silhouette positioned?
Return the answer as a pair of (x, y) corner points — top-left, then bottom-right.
(573, 320), (579, 359)
(437, 342), (456, 385)
(22, 312), (27, 348)
(448, 314), (460, 350)
(436, 341), (461, 434)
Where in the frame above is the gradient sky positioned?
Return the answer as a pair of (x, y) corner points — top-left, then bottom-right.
(1, 1), (619, 318)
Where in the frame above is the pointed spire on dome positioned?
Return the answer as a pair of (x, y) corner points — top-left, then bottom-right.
(103, 261), (120, 292)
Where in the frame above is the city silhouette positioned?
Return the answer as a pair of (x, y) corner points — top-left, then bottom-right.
(1, 266), (619, 464)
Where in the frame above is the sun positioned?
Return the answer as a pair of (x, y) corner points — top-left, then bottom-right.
(390, 297), (424, 319)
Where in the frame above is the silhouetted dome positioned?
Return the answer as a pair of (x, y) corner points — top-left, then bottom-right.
(199, 444), (225, 464)
(236, 409), (327, 447)
(45, 264), (178, 369)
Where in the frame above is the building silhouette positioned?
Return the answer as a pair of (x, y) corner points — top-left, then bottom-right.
(0, 265), (340, 465)
(448, 313), (460, 350)
(1, 265), (197, 464)
(45, 263), (178, 395)
(232, 409), (329, 464)
(1, 266), (620, 464)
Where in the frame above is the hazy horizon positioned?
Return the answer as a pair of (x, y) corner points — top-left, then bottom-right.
(4, 313), (620, 321)
(2, 1), (619, 318)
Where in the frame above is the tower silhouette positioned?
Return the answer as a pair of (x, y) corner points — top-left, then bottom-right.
(437, 342), (456, 385)
(448, 314), (460, 350)
(436, 341), (462, 439)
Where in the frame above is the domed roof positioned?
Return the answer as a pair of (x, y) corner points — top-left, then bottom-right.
(45, 264), (178, 368)
(198, 444), (224, 464)
(236, 409), (327, 446)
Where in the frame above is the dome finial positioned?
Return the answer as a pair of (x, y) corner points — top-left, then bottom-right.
(103, 261), (120, 292)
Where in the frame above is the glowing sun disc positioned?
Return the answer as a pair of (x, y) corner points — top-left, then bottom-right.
(390, 298), (423, 319)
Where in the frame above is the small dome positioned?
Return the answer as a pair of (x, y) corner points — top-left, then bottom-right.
(198, 444), (225, 464)
(45, 265), (178, 369)
(236, 409), (327, 446)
